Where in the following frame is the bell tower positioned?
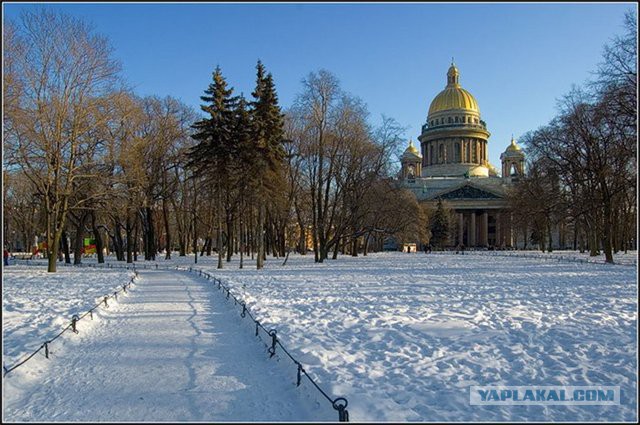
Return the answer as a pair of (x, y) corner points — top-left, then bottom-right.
(500, 136), (525, 181)
(401, 140), (422, 179)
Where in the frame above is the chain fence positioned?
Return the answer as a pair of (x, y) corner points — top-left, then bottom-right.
(3, 267), (138, 377)
(7, 259), (350, 421)
(180, 265), (350, 421)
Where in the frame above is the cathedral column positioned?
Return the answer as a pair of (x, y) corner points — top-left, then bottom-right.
(469, 212), (476, 246)
(458, 212), (464, 246)
(483, 141), (487, 164)
(482, 141), (486, 164)
(481, 211), (488, 246)
(508, 212), (514, 247)
(495, 212), (502, 248)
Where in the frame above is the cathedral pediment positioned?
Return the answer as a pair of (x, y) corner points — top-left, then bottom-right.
(428, 182), (503, 200)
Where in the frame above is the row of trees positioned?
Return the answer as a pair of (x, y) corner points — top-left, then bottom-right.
(3, 9), (428, 272)
(508, 11), (637, 262)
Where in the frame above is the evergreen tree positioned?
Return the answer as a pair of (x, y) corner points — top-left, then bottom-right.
(249, 60), (286, 269)
(233, 94), (254, 269)
(187, 66), (238, 268)
(251, 61), (286, 172)
(430, 198), (450, 249)
(187, 66), (238, 177)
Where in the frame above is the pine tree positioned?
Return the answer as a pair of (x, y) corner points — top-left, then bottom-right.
(187, 66), (238, 177)
(249, 60), (285, 269)
(430, 198), (450, 249)
(187, 66), (238, 268)
(232, 94), (254, 269)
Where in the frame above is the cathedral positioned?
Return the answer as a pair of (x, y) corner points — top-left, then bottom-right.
(399, 62), (525, 248)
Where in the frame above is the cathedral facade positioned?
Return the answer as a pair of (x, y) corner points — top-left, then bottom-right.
(399, 62), (525, 248)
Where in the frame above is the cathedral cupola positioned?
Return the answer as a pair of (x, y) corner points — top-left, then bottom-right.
(401, 139), (422, 180)
(419, 61), (491, 178)
(447, 61), (460, 87)
(501, 135), (525, 180)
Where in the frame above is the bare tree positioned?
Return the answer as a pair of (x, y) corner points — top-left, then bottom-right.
(4, 10), (121, 272)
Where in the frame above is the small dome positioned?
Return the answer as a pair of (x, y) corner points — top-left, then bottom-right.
(428, 63), (480, 117)
(402, 139), (422, 159)
(405, 139), (419, 155)
(505, 136), (522, 153)
(447, 63), (459, 80)
(488, 163), (500, 176)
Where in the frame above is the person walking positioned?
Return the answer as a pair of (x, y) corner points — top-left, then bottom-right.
(4, 248), (10, 266)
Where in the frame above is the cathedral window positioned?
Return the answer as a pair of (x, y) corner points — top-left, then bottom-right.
(448, 117), (452, 124)
(455, 116), (459, 123)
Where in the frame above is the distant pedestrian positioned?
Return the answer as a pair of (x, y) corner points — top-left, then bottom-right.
(4, 248), (9, 266)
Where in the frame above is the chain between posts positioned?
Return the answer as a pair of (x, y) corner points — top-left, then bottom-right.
(186, 266), (350, 422)
(10, 260), (351, 421)
(3, 266), (138, 377)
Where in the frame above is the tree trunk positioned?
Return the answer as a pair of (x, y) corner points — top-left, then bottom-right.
(602, 200), (614, 264)
(61, 230), (71, 264)
(92, 213), (105, 264)
(332, 237), (340, 259)
(226, 216), (233, 262)
(163, 196), (171, 260)
(126, 213), (133, 264)
(217, 193), (223, 269)
(257, 201), (265, 270)
(114, 219), (125, 261)
(363, 232), (370, 256)
(239, 217), (244, 269)
(72, 217), (86, 265)
(133, 216), (139, 262)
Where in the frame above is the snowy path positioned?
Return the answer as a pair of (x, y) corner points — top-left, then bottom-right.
(3, 269), (329, 422)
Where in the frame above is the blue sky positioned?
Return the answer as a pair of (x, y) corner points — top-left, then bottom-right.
(3, 2), (635, 167)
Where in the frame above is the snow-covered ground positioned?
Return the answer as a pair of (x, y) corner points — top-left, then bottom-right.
(448, 249), (638, 267)
(3, 267), (331, 421)
(3, 264), (134, 367)
(3, 251), (638, 421)
(161, 251), (637, 422)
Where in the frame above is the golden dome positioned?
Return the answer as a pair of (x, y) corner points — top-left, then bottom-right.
(428, 63), (480, 116)
(488, 163), (500, 176)
(405, 139), (419, 155)
(505, 136), (522, 152)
